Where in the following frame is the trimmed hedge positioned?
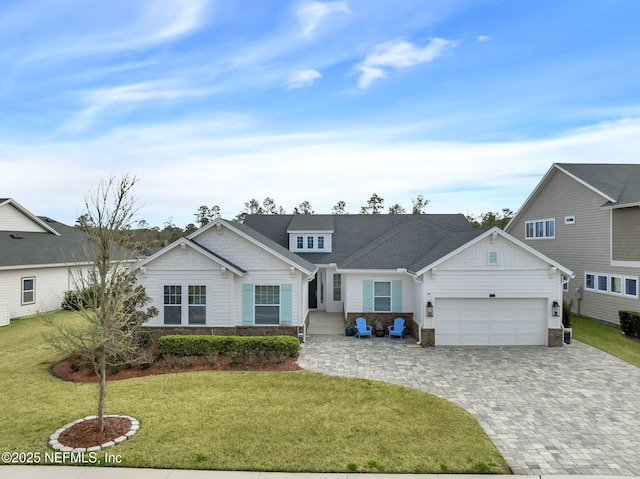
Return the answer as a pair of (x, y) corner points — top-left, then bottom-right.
(158, 335), (300, 357)
(619, 310), (640, 339)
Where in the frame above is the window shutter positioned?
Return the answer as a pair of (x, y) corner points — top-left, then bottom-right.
(392, 280), (403, 311)
(242, 284), (254, 325)
(363, 280), (373, 312)
(280, 283), (293, 326)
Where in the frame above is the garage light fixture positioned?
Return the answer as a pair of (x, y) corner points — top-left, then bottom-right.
(552, 301), (560, 317)
(426, 301), (434, 317)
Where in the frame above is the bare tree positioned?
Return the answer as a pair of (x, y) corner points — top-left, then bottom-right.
(46, 175), (157, 433)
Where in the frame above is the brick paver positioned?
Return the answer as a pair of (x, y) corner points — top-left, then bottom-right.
(298, 335), (640, 475)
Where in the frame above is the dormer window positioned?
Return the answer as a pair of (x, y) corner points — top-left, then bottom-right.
(297, 236), (303, 249)
(289, 233), (332, 252)
(307, 236), (314, 248)
(318, 236), (324, 249)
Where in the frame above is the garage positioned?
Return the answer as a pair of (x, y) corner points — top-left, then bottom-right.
(435, 298), (547, 346)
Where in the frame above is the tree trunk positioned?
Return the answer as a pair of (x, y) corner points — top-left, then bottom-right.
(97, 357), (106, 433)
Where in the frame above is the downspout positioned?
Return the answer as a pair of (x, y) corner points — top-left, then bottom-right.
(397, 268), (423, 346)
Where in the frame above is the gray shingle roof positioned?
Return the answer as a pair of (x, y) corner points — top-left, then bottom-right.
(557, 163), (640, 206)
(0, 218), (95, 268)
(243, 214), (482, 272)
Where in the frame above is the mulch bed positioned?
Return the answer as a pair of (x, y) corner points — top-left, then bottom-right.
(58, 417), (131, 449)
(51, 353), (300, 449)
(51, 354), (301, 383)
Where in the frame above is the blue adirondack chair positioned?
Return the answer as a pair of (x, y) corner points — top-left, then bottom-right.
(388, 317), (405, 339)
(355, 317), (373, 338)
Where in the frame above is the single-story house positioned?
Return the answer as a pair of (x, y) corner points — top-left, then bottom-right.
(134, 214), (573, 346)
(0, 198), (93, 325)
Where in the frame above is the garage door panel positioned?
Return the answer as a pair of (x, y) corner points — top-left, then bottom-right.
(436, 298), (546, 346)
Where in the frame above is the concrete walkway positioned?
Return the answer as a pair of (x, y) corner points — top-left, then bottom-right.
(298, 335), (640, 476)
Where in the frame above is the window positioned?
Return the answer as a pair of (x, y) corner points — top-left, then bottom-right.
(163, 285), (182, 325)
(610, 276), (622, 295)
(296, 236), (303, 249)
(562, 275), (570, 292)
(307, 236), (314, 249)
(488, 252), (498, 264)
(525, 218), (555, 239)
(625, 277), (638, 298)
(21, 277), (35, 305)
(255, 285), (280, 325)
(318, 236), (325, 249)
(373, 281), (391, 312)
(585, 273), (595, 290)
(188, 285), (206, 325)
(597, 275), (608, 292)
(333, 274), (342, 302)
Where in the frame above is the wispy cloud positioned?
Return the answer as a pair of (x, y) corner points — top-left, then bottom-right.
(355, 38), (457, 88)
(296, 1), (350, 37)
(286, 69), (322, 89)
(477, 35), (491, 42)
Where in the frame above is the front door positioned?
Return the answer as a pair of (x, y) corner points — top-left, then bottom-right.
(309, 275), (318, 309)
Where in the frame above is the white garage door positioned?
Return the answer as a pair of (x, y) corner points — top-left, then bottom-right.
(435, 298), (547, 346)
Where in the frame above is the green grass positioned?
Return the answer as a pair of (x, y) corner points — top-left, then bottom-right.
(572, 315), (640, 367)
(0, 312), (509, 473)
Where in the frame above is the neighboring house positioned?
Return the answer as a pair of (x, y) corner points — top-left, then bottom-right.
(0, 198), (93, 325)
(135, 214), (572, 346)
(505, 163), (640, 324)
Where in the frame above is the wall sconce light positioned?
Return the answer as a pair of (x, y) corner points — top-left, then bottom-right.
(426, 301), (434, 318)
(552, 301), (560, 317)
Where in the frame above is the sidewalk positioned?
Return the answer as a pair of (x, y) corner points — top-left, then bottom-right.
(2, 466), (639, 479)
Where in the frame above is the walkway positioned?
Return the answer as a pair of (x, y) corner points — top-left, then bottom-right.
(298, 335), (640, 476)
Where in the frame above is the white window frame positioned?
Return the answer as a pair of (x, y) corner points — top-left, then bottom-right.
(597, 274), (608, 292)
(188, 285), (207, 325)
(21, 277), (35, 305)
(610, 275), (623, 295)
(373, 281), (392, 312)
(333, 273), (342, 302)
(525, 218), (555, 239)
(318, 236), (325, 249)
(585, 272), (595, 290)
(163, 284), (207, 325)
(163, 285), (182, 325)
(584, 272), (639, 299)
(296, 236), (303, 249)
(562, 275), (570, 292)
(254, 285), (280, 326)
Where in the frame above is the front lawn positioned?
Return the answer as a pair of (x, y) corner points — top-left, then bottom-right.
(572, 315), (640, 367)
(0, 312), (508, 473)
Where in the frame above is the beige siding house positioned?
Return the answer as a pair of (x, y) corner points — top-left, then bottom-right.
(0, 198), (93, 324)
(505, 163), (640, 324)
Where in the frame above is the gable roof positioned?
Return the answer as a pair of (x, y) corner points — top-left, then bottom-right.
(506, 163), (640, 232)
(243, 214), (482, 273)
(0, 217), (94, 269)
(416, 227), (574, 277)
(556, 163), (640, 207)
(0, 198), (61, 236)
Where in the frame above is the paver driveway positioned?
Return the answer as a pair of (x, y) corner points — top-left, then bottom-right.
(298, 335), (640, 475)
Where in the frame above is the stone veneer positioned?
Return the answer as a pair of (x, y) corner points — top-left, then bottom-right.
(548, 328), (564, 347)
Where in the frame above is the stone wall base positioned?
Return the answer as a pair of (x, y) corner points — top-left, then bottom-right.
(420, 328), (435, 347)
(548, 328), (564, 347)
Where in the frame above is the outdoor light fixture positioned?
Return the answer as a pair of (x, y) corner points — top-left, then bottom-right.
(426, 301), (434, 317)
(552, 301), (560, 317)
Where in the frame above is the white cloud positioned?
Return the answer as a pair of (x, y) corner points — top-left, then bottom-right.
(286, 69), (322, 89)
(356, 37), (457, 88)
(296, 1), (350, 37)
(477, 35), (491, 42)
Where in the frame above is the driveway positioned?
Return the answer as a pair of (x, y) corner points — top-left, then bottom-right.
(298, 335), (640, 475)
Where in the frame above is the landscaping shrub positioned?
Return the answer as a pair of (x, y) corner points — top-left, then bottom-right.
(619, 310), (640, 339)
(158, 335), (300, 357)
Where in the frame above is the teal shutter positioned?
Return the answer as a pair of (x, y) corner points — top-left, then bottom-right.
(363, 280), (373, 312)
(391, 280), (403, 311)
(242, 284), (254, 325)
(280, 284), (292, 326)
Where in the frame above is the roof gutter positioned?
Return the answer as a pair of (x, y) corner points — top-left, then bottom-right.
(397, 268), (423, 346)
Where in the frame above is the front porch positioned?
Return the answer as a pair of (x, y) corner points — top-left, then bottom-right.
(306, 311), (345, 335)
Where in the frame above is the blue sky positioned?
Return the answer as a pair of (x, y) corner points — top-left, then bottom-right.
(2, 0), (640, 227)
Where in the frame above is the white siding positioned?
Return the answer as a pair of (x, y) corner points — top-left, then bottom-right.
(421, 234), (564, 330)
(0, 203), (48, 232)
(0, 266), (81, 319)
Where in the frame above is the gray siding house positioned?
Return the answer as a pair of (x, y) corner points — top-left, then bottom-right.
(505, 163), (640, 324)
